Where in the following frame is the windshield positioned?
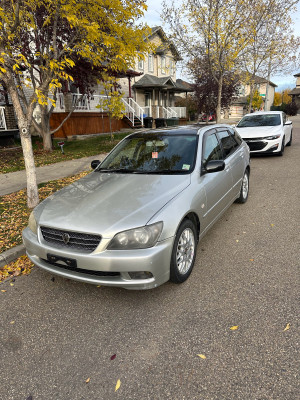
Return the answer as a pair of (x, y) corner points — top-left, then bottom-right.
(97, 134), (198, 174)
(237, 114), (281, 127)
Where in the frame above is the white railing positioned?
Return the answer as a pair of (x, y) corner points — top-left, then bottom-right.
(170, 107), (186, 118)
(167, 107), (178, 118)
(125, 98), (144, 126)
(162, 107), (173, 119)
(121, 99), (135, 126)
(0, 106), (7, 130)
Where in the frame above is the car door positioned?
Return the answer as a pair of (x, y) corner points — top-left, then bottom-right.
(216, 127), (246, 199)
(199, 129), (233, 230)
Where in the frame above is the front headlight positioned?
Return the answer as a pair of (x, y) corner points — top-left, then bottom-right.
(265, 134), (281, 140)
(107, 222), (163, 250)
(28, 211), (37, 234)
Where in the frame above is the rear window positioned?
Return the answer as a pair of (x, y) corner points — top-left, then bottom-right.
(237, 114), (281, 127)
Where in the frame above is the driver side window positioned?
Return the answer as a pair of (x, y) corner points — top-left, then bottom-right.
(202, 133), (223, 166)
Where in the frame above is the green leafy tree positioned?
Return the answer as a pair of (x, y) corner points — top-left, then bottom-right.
(0, 0), (149, 207)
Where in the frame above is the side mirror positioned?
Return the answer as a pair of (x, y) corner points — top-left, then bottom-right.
(205, 160), (225, 173)
(91, 160), (101, 170)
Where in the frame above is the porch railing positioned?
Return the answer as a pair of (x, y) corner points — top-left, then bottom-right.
(0, 106), (7, 130)
(124, 98), (144, 126)
(169, 107), (186, 118)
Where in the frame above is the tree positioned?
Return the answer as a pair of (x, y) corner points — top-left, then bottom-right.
(0, 0), (149, 208)
(247, 90), (263, 110)
(188, 55), (240, 118)
(162, 0), (265, 122)
(273, 92), (282, 106)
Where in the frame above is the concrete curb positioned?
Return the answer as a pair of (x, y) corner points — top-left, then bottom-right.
(0, 244), (26, 268)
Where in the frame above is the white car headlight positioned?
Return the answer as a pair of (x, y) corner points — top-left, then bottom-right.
(28, 211), (37, 234)
(265, 134), (281, 140)
(107, 222), (163, 250)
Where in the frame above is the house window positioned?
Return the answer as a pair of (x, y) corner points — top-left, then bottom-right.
(148, 54), (154, 73)
(161, 56), (166, 74)
(138, 59), (144, 71)
(169, 59), (175, 76)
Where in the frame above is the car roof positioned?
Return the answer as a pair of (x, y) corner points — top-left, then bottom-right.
(129, 124), (234, 138)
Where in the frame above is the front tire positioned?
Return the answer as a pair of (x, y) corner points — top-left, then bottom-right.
(278, 137), (285, 156)
(286, 131), (292, 147)
(170, 219), (197, 284)
(236, 170), (249, 203)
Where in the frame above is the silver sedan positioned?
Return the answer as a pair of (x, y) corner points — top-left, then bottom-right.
(23, 124), (250, 290)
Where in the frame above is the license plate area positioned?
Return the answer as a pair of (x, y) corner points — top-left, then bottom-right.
(47, 253), (77, 269)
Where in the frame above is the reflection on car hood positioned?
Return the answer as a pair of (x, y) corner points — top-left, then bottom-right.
(36, 172), (191, 237)
(235, 125), (282, 138)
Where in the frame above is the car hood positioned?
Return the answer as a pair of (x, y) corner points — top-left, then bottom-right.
(35, 172), (191, 237)
(235, 125), (282, 138)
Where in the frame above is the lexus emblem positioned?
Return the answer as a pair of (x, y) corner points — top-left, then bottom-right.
(62, 233), (70, 244)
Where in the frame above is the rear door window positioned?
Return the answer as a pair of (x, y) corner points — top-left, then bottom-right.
(217, 129), (239, 158)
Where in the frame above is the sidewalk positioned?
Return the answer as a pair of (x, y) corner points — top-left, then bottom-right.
(0, 153), (106, 196)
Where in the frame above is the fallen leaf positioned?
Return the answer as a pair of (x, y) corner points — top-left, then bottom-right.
(270, 224), (275, 227)
(10, 320), (15, 324)
(110, 354), (116, 360)
(249, 259), (254, 261)
(1, 290), (6, 292)
(10, 283), (14, 286)
(96, 285), (101, 288)
(236, 240), (239, 243)
(230, 325), (238, 330)
(115, 379), (121, 392)
(85, 377), (90, 383)
(197, 354), (206, 359)
(283, 323), (290, 331)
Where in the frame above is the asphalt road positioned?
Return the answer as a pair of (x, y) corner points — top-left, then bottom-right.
(1, 118), (299, 400)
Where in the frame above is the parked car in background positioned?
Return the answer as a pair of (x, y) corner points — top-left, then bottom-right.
(23, 125), (250, 290)
(201, 113), (216, 122)
(234, 111), (292, 155)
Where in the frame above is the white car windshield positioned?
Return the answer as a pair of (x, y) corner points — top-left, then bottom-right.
(237, 114), (281, 127)
(98, 134), (198, 174)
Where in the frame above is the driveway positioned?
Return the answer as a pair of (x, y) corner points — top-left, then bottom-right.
(1, 117), (299, 400)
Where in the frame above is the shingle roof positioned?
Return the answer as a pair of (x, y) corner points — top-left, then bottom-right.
(289, 87), (300, 95)
(132, 74), (193, 93)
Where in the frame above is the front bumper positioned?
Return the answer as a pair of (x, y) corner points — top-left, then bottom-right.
(244, 138), (282, 153)
(23, 227), (174, 290)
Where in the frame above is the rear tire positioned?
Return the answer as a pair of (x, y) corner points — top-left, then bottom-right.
(170, 219), (197, 284)
(236, 170), (249, 203)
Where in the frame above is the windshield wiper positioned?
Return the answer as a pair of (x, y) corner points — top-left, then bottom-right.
(97, 168), (135, 173)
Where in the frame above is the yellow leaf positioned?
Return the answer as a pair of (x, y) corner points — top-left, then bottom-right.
(115, 379), (121, 392)
(270, 224), (275, 227)
(249, 259), (254, 262)
(236, 239), (239, 243)
(10, 283), (14, 286)
(230, 325), (238, 330)
(197, 354), (207, 359)
(10, 320), (15, 324)
(85, 377), (90, 383)
(283, 323), (290, 331)
(1, 290), (6, 292)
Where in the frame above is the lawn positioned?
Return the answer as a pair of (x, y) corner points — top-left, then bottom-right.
(0, 132), (130, 173)
(0, 171), (90, 281)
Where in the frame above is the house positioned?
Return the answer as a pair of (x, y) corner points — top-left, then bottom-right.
(51, 26), (190, 136)
(288, 72), (300, 109)
(226, 75), (277, 119)
(118, 26), (192, 125)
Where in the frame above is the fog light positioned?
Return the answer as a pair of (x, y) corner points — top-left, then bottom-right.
(128, 271), (153, 279)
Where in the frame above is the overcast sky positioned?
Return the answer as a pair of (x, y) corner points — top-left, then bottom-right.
(140, 1), (300, 91)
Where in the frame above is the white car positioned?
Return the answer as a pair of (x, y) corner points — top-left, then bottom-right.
(234, 111), (292, 155)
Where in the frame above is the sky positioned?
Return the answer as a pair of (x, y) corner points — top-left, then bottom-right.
(140, 0), (300, 91)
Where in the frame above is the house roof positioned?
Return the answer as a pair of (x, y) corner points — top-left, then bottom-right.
(132, 74), (191, 92)
(293, 72), (300, 77)
(149, 26), (182, 61)
(241, 72), (277, 87)
(289, 87), (300, 95)
(176, 79), (194, 92)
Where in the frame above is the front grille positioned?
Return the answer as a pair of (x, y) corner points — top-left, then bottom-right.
(245, 140), (267, 151)
(40, 226), (101, 253)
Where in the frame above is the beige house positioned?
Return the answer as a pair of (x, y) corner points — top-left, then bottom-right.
(288, 72), (300, 109)
(227, 75), (277, 119)
(119, 26), (192, 125)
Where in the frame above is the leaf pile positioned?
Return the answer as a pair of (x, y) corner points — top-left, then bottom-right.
(0, 255), (33, 282)
(0, 171), (89, 254)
